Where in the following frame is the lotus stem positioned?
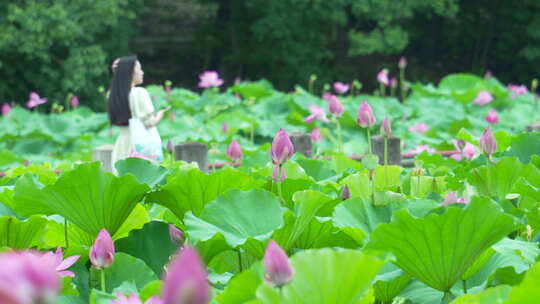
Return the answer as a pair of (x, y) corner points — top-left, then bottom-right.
(101, 269), (106, 292)
(277, 166), (284, 203)
(64, 218), (69, 248)
(336, 118), (343, 153)
(384, 137), (388, 166)
(379, 83), (385, 97)
(367, 129), (372, 154)
(237, 250), (243, 272)
(462, 280), (468, 294)
(400, 68), (406, 101)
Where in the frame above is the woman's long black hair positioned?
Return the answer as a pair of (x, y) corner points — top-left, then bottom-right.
(108, 55), (137, 126)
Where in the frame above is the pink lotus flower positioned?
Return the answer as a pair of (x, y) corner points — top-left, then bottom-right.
(90, 229), (115, 269)
(270, 129), (294, 165)
(377, 69), (390, 86)
(442, 192), (469, 206)
(2, 103), (11, 116)
(399, 57), (407, 69)
(311, 127), (323, 142)
(27, 92), (48, 108)
(304, 105), (329, 123)
(112, 293), (162, 304)
(222, 122), (229, 133)
(408, 122), (428, 134)
(41, 247), (80, 278)
(508, 84), (528, 98)
(70, 96), (79, 108)
(480, 127), (497, 156)
(333, 82), (350, 94)
(264, 240), (294, 287)
(324, 93), (344, 117)
(0, 251), (60, 304)
(390, 77), (398, 88)
(341, 185), (350, 201)
(485, 109), (499, 124)
(450, 139), (475, 161)
(227, 140), (243, 163)
(357, 100), (376, 128)
(406, 145), (435, 156)
(2, 103), (11, 115)
(162, 247), (209, 304)
(380, 117), (392, 137)
(169, 225), (184, 246)
(198, 71), (224, 88)
(473, 90), (493, 106)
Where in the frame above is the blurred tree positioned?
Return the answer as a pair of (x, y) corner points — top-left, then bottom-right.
(0, 0), (141, 109)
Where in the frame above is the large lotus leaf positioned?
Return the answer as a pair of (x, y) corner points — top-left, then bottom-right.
(368, 197), (516, 292)
(116, 221), (178, 276)
(450, 285), (511, 304)
(375, 165), (403, 191)
(467, 157), (540, 199)
(216, 267), (263, 304)
(185, 189), (284, 248)
(507, 262), (540, 303)
(90, 253), (157, 293)
(340, 172), (370, 199)
(333, 197), (393, 245)
(13, 162), (150, 237)
(292, 215), (360, 250)
(373, 264), (412, 302)
(504, 132), (540, 164)
(115, 158), (171, 188)
(0, 215), (47, 249)
(295, 158), (337, 181)
(255, 249), (383, 304)
(398, 280), (443, 304)
(147, 167), (264, 220)
(271, 190), (336, 251)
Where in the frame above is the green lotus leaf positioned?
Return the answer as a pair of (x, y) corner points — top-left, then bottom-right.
(147, 167), (264, 220)
(256, 249), (383, 304)
(115, 158), (171, 188)
(450, 285), (511, 304)
(13, 162), (150, 237)
(507, 262), (540, 303)
(0, 215), (47, 249)
(90, 253), (157, 293)
(373, 263), (412, 302)
(185, 189), (284, 248)
(368, 197), (516, 292)
(116, 221), (178, 276)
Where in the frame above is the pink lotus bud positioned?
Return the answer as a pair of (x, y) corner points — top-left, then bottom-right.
(408, 122), (428, 134)
(167, 140), (174, 153)
(264, 240), (294, 287)
(333, 82), (350, 94)
(485, 109), (499, 124)
(0, 251), (60, 304)
(89, 229), (115, 269)
(390, 77), (398, 88)
(480, 127), (497, 156)
(473, 90), (493, 106)
(169, 225), (184, 246)
(27, 92), (48, 108)
(70, 96), (79, 108)
(399, 57), (407, 69)
(380, 117), (392, 137)
(324, 93), (344, 117)
(227, 140), (243, 163)
(198, 71), (224, 88)
(270, 129), (294, 165)
(310, 128), (323, 142)
(162, 247), (209, 304)
(341, 185), (351, 201)
(357, 100), (376, 128)
(377, 69), (390, 86)
(222, 122), (229, 134)
(304, 105), (329, 123)
(2, 103), (11, 115)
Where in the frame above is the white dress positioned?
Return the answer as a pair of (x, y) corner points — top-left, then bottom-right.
(111, 87), (157, 171)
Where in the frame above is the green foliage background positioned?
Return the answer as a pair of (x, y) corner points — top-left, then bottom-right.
(1, 0), (539, 109)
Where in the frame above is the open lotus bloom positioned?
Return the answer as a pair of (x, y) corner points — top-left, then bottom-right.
(90, 229), (115, 269)
(333, 82), (350, 94)
(357, 100), (376, 128)
(507, 84), (528, 98)
(162, 247), (209, 304)
(27, 92), (48, 108)
(377, 69), (389, 86)
(451, 139), (475, 161)
(264, 240), (294, 287)
(198, 71), (224, 88)
(0, 251), (60, 304)
(473, 90), (493, 106)
(304, 105), (329, 123)
(41, 247), (80, 278)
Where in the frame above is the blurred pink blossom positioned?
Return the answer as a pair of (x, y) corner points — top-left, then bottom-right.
(333, 82), (350, 94)
(41, 247), (80, 278)
(198, 71), (224, 88)
(27, 92), (48, 108)
(2, 103), (11, 115)
(508, 84), (528, 98)
(408, 122), (429, 134)
(304, 105), (329, 123)
(473, 90), (493, 106)
(377, 69), (389, 86)
(406, 145), (435, 156)
(70, 96), (79, 108)
(310, 127), (323, 142)
(485, 109), (499, 124)
(442, 192), (469, 206)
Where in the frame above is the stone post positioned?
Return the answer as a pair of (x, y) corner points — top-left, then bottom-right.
(526, 122), (540, 132)
(290, 132), (312, 158)
(371, 135), (401, 165)
(92, 144), (114, 172)
(174, 142), (208, 172)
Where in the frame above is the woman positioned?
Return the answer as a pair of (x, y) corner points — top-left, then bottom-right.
(108, 55), (167, 170)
